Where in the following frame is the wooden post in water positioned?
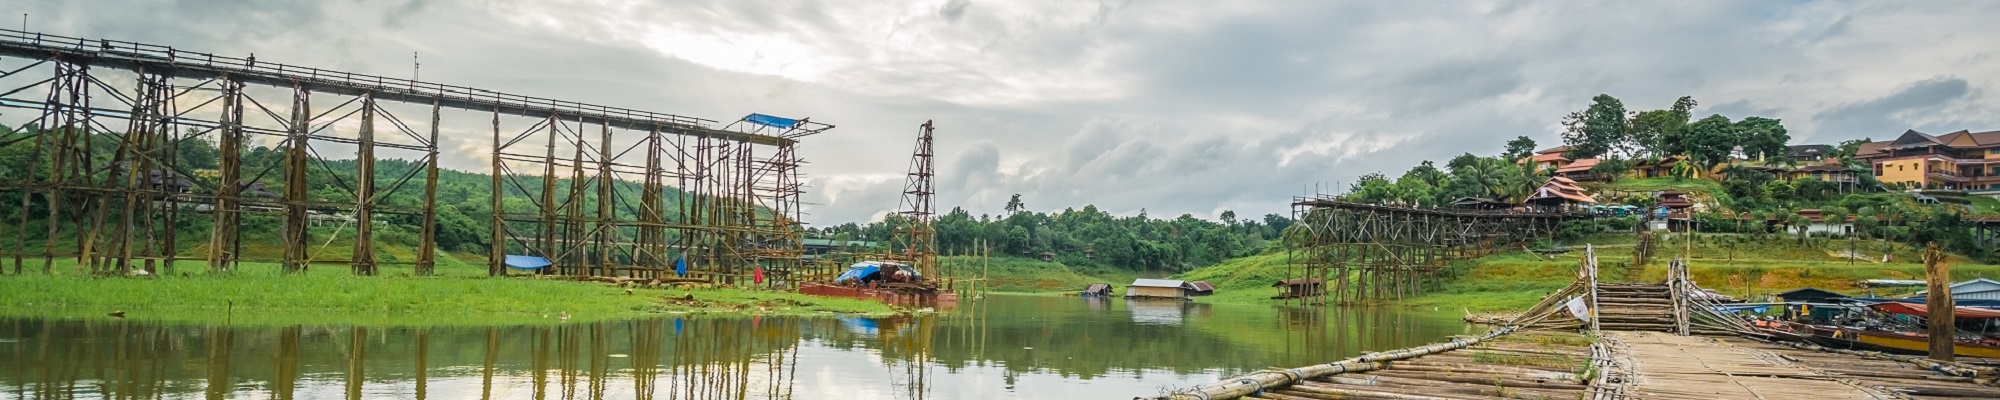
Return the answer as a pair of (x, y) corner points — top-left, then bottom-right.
(1925, 243), (1954, 361)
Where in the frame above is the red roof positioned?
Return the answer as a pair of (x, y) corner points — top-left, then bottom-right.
(1534, 145), (1571, 155)
(1523, 152), (1570, 165)
(1555, 158), (1600, 173)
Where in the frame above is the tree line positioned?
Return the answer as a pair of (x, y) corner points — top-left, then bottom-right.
(813, 194), (1291, 272)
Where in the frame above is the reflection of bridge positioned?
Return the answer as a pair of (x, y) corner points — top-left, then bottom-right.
(0, 29), (828, 279)
(1285, 197), (1588, 305)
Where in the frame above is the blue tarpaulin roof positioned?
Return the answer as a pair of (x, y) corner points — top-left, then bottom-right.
(744, 113), (799, 129)
(833, 261), (919, 284)
(504, 255), (551, 270)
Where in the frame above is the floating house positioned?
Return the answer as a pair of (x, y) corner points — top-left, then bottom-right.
(1081, 283), (1113, 297)
(1126, 278), (1191, 299)
(1272, 278), (1325, 299)
(1187, 281), (1216, 297)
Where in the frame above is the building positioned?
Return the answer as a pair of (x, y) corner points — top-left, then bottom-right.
(1271, 278), (1325, 299)
(1776, 288), (1848, 303)
(1794, 209), (1854, 235)
(1632, 155), (1694, 179)
(1915, 278), (2000, 301)
(1787, 144), (1835, 163)
(1448, 196), (1504, 211)
(1519, 145), (1573, 171)
(1791, 164), (1864, 193)
(1522, 176), (1597, 212)
(1126, 278), (1191, 299)
(1187, 281), (1216, 297)
(1854, 129), (2000, 190)
(1553, 157), (1605, 182)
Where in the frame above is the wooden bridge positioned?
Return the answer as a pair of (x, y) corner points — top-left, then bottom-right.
(0, 29), (829, 281)
(1282, 198), (1590, 305)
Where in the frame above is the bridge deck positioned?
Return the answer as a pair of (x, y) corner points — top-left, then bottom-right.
(1610, 331), (2000, 400)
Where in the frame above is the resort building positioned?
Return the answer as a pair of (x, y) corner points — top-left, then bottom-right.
(1854, 129), (2000, 190)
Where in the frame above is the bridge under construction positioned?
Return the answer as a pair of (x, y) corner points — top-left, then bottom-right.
(1284, 197), (1586, 305)
(0, 29), (829, 281)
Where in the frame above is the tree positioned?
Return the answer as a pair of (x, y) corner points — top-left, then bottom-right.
(1627, 96), (1697, 158)
(1560, 94), (1630, 159)
(1682, 114), (1740, 168)
(1831, 138), (1872, 161)
(1004, 194), (1024, 214)
(1735, 117), (1790, 162)
(1503, 136), (1538, 161)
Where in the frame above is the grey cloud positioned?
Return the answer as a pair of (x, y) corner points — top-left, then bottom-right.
(12, 0), (2000, 225)
(1813, 77), (1974, 138)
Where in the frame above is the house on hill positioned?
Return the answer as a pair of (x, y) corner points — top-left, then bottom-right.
(1853, 129), (2000, 190)
(1788, 144), (1835, 163)
(1519, 145), (1574, 172)
(1632, 155), (1694, 179)
(1523, 176), (1596, 212)
(1554, 157), (1606, 182)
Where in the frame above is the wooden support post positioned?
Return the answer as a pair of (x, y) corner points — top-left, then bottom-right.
(416, 99), (440, 276)
(1926, 243), (1954, 361)
(488, 107), (504, 277)
(597, 121), (613, 277)
(209, 78), (244, 272)
(352, 92), (377, 276)
(281, 85), (311, 273)
(540, 114), (558, 274)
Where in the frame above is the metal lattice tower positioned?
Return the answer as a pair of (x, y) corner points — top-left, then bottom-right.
(896, 121), (937, 276)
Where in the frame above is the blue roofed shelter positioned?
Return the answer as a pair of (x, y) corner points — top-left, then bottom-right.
(503, 255), (551, 271)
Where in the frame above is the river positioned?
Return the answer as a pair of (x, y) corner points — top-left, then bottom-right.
(1, 294), (1472, 399)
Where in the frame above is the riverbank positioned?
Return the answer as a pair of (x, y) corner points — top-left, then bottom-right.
(1176, 234), (2000, 312)
(0, 260), (896, 326)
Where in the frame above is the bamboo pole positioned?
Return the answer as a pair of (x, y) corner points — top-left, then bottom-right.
(1152, 326), (1516, 400)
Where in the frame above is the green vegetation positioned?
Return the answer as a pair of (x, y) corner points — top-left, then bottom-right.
(824, 200), (1289, 273)
(0, 259), (894, 326)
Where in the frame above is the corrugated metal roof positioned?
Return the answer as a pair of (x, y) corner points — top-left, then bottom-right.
(1187, 281), (1216, 292)
(1131, 278), (1186, 288)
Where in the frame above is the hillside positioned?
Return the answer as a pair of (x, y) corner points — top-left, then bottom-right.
(937, 255), (1164, 293)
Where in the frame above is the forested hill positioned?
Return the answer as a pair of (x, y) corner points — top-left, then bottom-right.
(0, 125), (695, 254)
(815, 197), (1292, 273)
(2, 126), (1287, 272)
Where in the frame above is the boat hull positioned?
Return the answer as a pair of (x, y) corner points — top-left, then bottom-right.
(1802, 326), (2000, 358)
(799, 283), (958, 308)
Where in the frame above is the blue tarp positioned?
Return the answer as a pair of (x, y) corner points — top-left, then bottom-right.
(675, 258), (687, 277)
(744, 113), (799, 129)
(841, 317), (880, 335)
(503, 255), (551, 270)
(834, 261), (921, 285)
(1714, 304), (1770, 314)
(834, 263), (882, 284)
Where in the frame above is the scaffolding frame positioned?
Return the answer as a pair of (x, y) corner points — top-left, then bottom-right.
(0, 29), (829, 280)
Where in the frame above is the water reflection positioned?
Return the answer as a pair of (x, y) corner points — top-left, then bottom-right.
(2, 295), (1468, 399)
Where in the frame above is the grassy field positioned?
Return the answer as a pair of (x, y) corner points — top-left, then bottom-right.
(0, 258), (894, 326)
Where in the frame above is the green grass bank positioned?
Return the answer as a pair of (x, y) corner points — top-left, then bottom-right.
(0, 259), (894, 326)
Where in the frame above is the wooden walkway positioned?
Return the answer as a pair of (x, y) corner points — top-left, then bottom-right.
(1611, 331), (1902, 399)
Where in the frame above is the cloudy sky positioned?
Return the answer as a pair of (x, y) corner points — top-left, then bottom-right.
(12, 0), (2000, 225)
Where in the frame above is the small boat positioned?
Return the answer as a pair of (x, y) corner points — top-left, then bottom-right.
(1795, 302), (2000, 358)
(798, 261), (957, 307)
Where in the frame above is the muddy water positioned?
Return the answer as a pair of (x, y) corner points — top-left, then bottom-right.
(0, 295), (1471, 399)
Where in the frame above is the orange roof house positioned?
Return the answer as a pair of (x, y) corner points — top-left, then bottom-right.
(1523, 176), (1596, 211)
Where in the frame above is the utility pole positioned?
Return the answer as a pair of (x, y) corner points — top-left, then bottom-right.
(413, 52), (420, 81)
